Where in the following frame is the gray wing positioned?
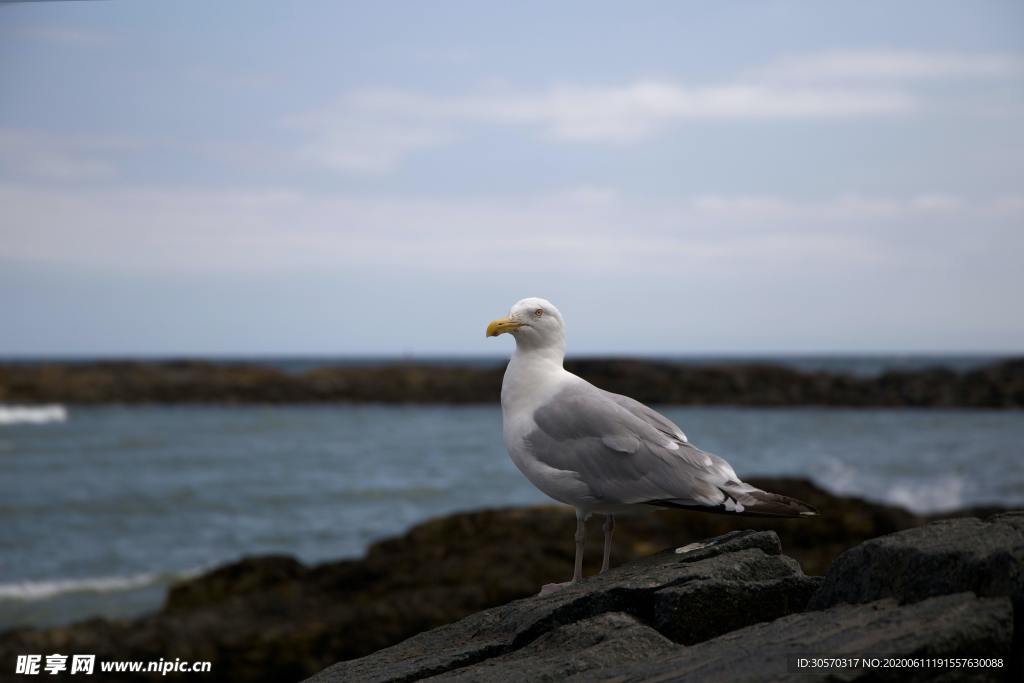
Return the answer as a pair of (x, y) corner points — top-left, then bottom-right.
(601, 389), (688, 443)
(528, 381), (815, 516)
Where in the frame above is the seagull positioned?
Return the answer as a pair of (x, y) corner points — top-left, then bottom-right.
(487, 297), (816, 592)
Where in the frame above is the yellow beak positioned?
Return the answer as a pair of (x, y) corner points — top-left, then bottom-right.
(486, 316), (524, 337)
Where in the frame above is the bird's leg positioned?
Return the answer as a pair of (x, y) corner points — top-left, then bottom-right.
(600, 514), (615, 573)
(572, 509), (586, 582)
(539, 510), (588, 596)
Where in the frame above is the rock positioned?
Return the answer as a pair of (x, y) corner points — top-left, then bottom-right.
(303, 512), (1022, 682)
(2, 358), (1021, 406)
(583, 593), (1012, 683)
(809, 512), (1024, 679)
(305, 530), (819, 682)
(306, 529), (1015, 683)
(809, 513), (1024, 609)
(428, 613), (675, 683)
(165, 555), (307, 612)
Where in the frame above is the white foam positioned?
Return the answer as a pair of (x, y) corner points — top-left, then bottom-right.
(0, 568), (202, 601)
(815, 457), (968, 514)
(0, 405), (67, 426)
(818, 456), (858, 493)
(886, 476), (965, 514)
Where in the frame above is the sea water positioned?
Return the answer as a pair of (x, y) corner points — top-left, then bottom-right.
(1, 402), (1022, 629)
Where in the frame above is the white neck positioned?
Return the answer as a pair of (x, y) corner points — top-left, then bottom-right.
(512, 336), (565, 367)
(501, 338), (567, 411)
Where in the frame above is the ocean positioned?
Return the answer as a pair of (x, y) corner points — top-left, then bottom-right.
(1, 355), (1022, 630)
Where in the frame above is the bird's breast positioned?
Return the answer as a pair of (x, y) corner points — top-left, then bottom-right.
(498, 366), (594, 507)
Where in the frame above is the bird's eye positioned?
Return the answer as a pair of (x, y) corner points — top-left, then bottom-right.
(534, 308), (544, 317)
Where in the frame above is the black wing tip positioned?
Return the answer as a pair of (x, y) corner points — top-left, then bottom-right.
(645, 494), (819, 519)
(743, 490), (818, 518)
(798, 501), (819, 516)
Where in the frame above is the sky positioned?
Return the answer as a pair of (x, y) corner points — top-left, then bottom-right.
(1, 0), (1022, 356)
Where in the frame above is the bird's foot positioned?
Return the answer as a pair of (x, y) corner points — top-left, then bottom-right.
(538, 580), (576, 596)
(674, 541), (709, 554)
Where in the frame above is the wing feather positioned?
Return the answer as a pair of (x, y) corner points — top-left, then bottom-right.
(529, 382), (730, 507)
(527, 380), (816, 517)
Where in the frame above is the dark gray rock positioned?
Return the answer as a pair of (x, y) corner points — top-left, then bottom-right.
(307, 518), (1023, 683)
(584, 593), (1012, 683)
(305, 530), (819, 683)
(990, 510), (1024, 534)
(809, 514), (1024, 610)
(809, 513), (1024, 680)
(653, 572), (819, 645)
(425, 612), (676, 682)
(4, 357), (1023, 406)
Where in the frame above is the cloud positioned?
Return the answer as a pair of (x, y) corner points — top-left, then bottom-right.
(289, 118), (452, 174)
(298, 80), (916, 160)
(1, 183), (1016, 279)
(0, 129), (133, 181)
(343, 82), (915, 143)
(294, 79), (915, 171)
(752, 50), (1024, 83)
(992, 194), (1024, 216)
(292, 49), (1023, 174)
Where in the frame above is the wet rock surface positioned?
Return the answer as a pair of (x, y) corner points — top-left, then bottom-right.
(809, 512), (1024, 609)
(0, 483), (1017, 683)
(581, 593), (1012, 683)
(2, 358), (1022, 406)
(809, 512), (1024, 679)
(309, 517), (1020, 683)
(307, 530), (819, 682)
(426, 612), (677, 683)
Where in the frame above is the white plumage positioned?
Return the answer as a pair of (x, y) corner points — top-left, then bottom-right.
(487, 297), (816, 591)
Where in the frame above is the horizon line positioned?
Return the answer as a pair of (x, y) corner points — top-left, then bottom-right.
(0, 350), (1019, 361)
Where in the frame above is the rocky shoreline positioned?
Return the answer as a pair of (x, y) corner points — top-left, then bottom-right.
(0, 479), (1018, 682)
(313, 519), (1020, 682)
(1, 358), (1022, 406)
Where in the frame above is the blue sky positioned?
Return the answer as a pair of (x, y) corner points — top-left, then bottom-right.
(1, 1), (1022, 356)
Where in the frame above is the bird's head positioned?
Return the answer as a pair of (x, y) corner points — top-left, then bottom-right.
(486, 297), (566, 353)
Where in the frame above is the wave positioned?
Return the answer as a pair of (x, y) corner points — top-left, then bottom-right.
(0, 405), (67, 425)
(815, 457), (967, 514)
(0, 568), (202, 602)
(884, 476), (965, 514)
